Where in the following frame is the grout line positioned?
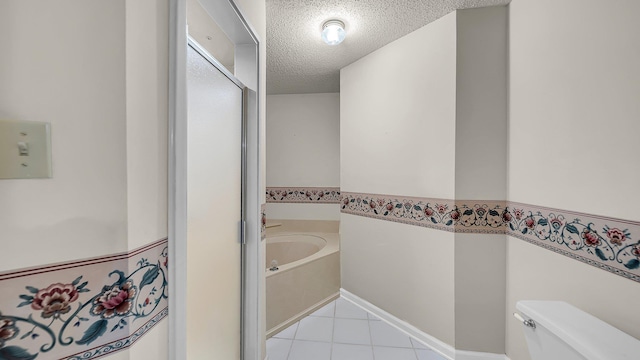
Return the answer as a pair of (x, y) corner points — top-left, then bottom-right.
(292, 321), (300, 339)
(412, 343), (420, 360)
(342, 291), (450, 358)
(284, 321), (298, 360)
(368, 312), (376, 360)
(329, 300), (336, 359)
(275, 296), (442, 360)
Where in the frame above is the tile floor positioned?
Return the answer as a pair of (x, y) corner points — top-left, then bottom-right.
(267, 297), (446, 360)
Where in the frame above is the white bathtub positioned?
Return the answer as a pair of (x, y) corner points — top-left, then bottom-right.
(265, 232), (340, 336)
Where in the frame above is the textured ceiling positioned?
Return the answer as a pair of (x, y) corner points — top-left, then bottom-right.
(266, 0), (510, 94)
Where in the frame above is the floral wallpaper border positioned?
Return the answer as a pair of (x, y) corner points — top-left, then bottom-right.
(341, 192), (640, 283)
(65, 308), (167, 360)
(266, 187), (341, 204)
(0, 239), (169, 359)
(340, 192), (505, 234)
(504, 202), (640, 283)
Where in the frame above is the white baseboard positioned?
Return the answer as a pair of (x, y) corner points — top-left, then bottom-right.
(339, 288), (510, 360)
(455, 350), (510, 360)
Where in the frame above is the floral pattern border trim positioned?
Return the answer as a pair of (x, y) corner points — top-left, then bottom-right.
(65, 308), (167, 360)
(0, 239), (169, 359)
(340, 192), (640, 283)
(266, 187), (341, 204)
(503, 202), (640, 283)
(340, 192), (506, 234)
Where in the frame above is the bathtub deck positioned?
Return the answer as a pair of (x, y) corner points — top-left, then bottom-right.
(266, 296), (446, 360)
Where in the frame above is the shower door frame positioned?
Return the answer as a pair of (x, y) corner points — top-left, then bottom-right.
(168, 0), (263, 359)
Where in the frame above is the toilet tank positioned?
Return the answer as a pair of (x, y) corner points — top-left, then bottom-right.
(516, 301), (640, 360)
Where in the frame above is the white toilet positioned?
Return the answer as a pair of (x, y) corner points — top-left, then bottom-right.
(516, 301), (640, 360)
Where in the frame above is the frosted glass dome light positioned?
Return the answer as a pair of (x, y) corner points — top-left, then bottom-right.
(321, 20), (346, 45)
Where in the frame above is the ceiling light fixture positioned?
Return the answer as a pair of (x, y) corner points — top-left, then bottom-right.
(321, 19), (346, 45)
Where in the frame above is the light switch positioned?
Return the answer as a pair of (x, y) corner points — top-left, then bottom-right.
(0, 119), (52, 179)
(18, 141), (29, 156)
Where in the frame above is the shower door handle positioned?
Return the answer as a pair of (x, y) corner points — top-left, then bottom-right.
(240, 220), (246, 244)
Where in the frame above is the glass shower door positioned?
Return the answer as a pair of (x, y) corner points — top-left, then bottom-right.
(186, 43), (244, 359)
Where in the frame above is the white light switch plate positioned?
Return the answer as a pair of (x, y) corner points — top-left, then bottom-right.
(0, 119), (52, 179)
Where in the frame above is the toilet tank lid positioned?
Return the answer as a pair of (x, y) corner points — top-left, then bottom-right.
(516, 301), (640, 360)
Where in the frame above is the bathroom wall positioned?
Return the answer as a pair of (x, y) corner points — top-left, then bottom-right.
(0, 0), (129, 270)
(341, 6), (510, 355)
(454, 7), (507, 354)
(507, 0), (640, 359)
(342, 1), (640, 358)
(266, 93), (340, 221)
(340, 11), (458, 346)
(0, 1), (169, 359)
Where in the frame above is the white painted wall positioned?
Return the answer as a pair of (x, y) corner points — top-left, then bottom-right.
(508, 0), (640, 218)
(266, 93), (340, 220)
(454, 7), (508, 354)
(507, 0), (640, 359)
(267, 93), (339, 187)
(454, 7), (508, 201)
(341, 216), (456, 344)
(0, 0), (128, 271)
(126, 0), (170, 251)
(340, 12), (457, 346)
(340, 19), (456, 198)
